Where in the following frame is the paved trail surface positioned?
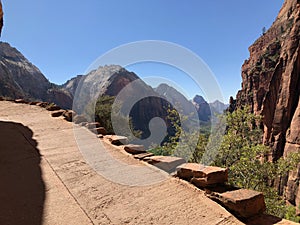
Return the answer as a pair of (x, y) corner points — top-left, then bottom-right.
(0, 101), (243, 225)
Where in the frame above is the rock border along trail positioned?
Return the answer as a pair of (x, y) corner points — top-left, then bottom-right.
(0, 101), (243, 225)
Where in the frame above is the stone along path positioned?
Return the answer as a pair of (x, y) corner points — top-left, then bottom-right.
(0, 101), (242, 225)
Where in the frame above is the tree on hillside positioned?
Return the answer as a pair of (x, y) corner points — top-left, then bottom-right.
(153, 105), (300, 221)
(214, 107), (300, 219)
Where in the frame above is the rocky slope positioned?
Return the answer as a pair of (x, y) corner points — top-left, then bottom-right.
(233, 0), (300, 213)
(210, 100), (228, 115)
(154, 83), (195, 116)
(68, 65), (177, 141)
(0, 42), (72, 108)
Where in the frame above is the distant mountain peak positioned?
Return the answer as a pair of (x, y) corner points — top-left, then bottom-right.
(193, 95), (206, 105)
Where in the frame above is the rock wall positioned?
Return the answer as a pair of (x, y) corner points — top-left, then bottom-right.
(0, 1), (3, 36)
(234, 0), (300, 212)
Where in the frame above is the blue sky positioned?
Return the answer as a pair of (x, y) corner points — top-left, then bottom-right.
(1, 0), (283, 102)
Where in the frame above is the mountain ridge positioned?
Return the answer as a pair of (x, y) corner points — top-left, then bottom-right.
(0, 41), (73, 108)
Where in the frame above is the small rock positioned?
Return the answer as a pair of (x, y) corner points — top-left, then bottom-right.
(14, 99), (27, 104)
(134, 152), (154, 160)
(97, 134), (104, 139)
(148, 156), (186, 173)
(207, 189), (266, 218)
(73, 115), (88, 124)
(92, 127), (107, 135)
(46, 104), (61, 111)
(108, 135), (128, 145)
(63, 110), (76, 122)
(51, 110), (66, 117)
(29, 101), (39, 105)
(36, 102), (49, 108)
(124, 144), (146, 154)
(87, 122), (101, 129)
(79, 122), (88, 127)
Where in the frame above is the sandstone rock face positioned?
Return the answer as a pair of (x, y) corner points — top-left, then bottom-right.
(233, 0), (300, 210)
(68, 65), (180, 143)
(45, 88), (73, 109)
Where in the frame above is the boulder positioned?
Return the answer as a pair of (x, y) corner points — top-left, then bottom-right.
(46, 104), (61, 111)
(29, 101), (40, 105)
(108, 135), (128, 145)
(177, 163), (228, 187)
(133, 152), (154, 160)
(124, 144), (146, 154)
(51, 110), (66, 117)
(147, 156), (186, 173)
(36, 102), (49, 108)
(92, 127), (107, 135)
(207, 189), (266, 218)
(63, 110), (76, 122)
(73, 115), (88, 124)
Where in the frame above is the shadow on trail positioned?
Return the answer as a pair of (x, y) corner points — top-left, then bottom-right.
(0, 121), (45, 225)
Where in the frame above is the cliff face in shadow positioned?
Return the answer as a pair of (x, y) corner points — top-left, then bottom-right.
(0, 121), (45, 225)
(0, 0), (3, 37)
(0, 42), (73, 109)
(233, 0), (300, 213)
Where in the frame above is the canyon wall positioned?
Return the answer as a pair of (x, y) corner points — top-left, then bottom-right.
(234, 0), (300, 213)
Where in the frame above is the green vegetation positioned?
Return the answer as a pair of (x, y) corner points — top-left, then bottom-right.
(88, 95), (300, 221)
(213, 107), (300, 219)
(94, 95), (115, 133)
(86, 95), (142, 140)
(151, 106), (300, 221)
(149, 107), (209, 162)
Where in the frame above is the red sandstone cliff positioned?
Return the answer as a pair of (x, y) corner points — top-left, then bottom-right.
(234, 0), (300, 213)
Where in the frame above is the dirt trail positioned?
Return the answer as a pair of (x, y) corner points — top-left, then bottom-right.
(0, 101), (243, 225)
